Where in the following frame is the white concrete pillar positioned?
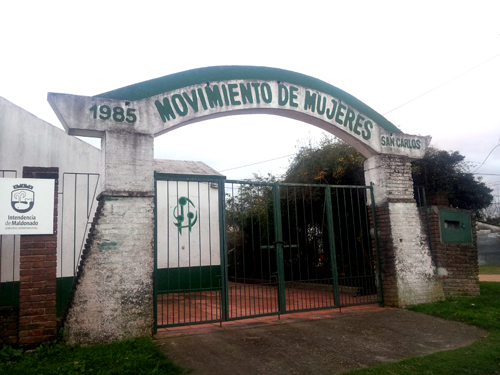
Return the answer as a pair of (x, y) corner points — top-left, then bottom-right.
(364, 155), (444, 307)
(65, 130), (155, 344)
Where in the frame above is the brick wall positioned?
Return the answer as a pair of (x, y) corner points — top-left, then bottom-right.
(18, 167), (58, 346)
(426, 206), (479, 297)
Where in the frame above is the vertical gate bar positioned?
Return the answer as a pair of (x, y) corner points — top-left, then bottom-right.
(354, 189), (366, 302)
(207, 182), (211, 321)
(293, 188), (301, 310)
(187, 182), (191, 323)
(334, 188), (344, 306)
(240, 183), (245, 317)
(250, 184), (256, 316)
(272, 183), (286, 314)
(176, 181), (181, 324)
(264, 185), (272, 313)
(325, 186), (340, 307)
(320, 192), (327, 307)
(220, 180), (228, 322)
(370, 183), (384, 306)
(285, 187), (294, 311)
(73, 175), (77, 276)
(301, 187), (309, 309)
(309, 187), (318, 294)
(257, 185), (264, 315)
(361, 188), (374, 300)
(153, 174), (158, 333)
(349, 189), (360, 294)
(166, 180), (170, 325)
(60, 174), (65, 309)
(198, 182), (202, 322)
(342, 189), (353, 299)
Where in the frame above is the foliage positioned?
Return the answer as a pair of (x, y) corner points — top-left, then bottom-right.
(285, 137), (494, 213)
(347, 282), (500, 375)
(412, 147), (493, 212)
(284, 136), (366, 186)
(0, 344), (23, 364)
(0, 337), (185, 375)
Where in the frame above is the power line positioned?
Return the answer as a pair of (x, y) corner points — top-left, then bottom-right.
(473, 141), (500, 172)
(219, 154), (295, 172)
(383, 52), (500, 116)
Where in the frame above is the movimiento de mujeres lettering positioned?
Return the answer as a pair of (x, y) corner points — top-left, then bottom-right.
(155, 82), (373, 140)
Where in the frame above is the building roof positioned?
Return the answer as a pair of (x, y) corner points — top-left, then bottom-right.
(154, 159), (223, 177)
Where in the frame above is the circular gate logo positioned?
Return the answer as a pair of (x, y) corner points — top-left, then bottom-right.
(11, 184), (35, 213)
(173, 196), (197, 234)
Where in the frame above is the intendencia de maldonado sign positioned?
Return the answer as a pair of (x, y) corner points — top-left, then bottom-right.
(0, 178), (55, 235)
(47, 66), (430, 158)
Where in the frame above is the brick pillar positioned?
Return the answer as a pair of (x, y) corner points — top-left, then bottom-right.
(364, 155), (444, 307)
(18, 167), (58, 346)
(427, 206), (479, 297)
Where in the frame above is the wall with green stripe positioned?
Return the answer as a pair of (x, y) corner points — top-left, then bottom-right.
(1, 277), (75, 318)
(156, 266), (221, 293)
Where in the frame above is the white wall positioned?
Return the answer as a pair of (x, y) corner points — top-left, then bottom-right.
(0, 97), (102, 281)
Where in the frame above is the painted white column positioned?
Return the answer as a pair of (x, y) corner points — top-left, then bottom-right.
(65, 130), (155, 344)
(364, 155), (444, 307)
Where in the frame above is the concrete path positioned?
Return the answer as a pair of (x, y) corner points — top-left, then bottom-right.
(155, 308), (486, 375)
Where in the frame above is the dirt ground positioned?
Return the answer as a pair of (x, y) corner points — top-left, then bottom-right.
(155, 309), (487, 375)
(479, 274), (500, 281)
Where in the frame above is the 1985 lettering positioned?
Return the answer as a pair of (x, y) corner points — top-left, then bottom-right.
(89, 104), (137, 123)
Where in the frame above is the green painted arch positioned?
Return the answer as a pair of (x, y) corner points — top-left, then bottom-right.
(97, 66), (401, 134)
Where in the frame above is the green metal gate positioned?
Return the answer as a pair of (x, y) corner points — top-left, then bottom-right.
(155, 176), (382, 329)
(154, 173), (227, 328)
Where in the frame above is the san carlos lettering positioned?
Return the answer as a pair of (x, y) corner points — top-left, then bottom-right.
(380, 136), (421, 150)
(154, 81), (373, 141)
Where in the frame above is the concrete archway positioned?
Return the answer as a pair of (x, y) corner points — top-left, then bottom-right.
(48, 66), (444, 344)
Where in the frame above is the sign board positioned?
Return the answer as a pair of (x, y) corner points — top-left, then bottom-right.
(47, 66), (430, 159)
(0, 178), (55, 235)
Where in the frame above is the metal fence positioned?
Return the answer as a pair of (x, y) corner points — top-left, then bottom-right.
(57, 173), (100, 316)
(155, 174), (226, 328)
(155, 176), (383, 329)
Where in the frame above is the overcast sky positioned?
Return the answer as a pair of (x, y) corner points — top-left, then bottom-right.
(1, 1), (499, 199)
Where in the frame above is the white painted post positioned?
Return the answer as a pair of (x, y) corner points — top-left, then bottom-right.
(364, 155), (445, 307)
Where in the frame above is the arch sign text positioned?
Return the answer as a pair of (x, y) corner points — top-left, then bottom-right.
(48, 66), (429, 159)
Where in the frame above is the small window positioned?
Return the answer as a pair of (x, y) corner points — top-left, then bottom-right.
(444, 220), (460, 229)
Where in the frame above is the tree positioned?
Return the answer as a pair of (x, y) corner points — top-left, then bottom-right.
(411, 147), (493, 212)
(284, 136), (365, 186)
(284, 137), (493, 214)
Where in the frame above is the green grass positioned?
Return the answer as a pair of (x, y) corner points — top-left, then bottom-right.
(479, 265), (500, 274)
(0, 337), (186, 375)
(346, 282), (500, 375)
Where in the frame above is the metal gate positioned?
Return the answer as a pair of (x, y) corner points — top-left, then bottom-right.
(155, 176), (382, 329)
(155, 173), (226, 328)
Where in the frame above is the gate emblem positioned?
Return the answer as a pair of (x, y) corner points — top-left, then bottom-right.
(173, 196), (197, 234)
(11, 184), (35, 213)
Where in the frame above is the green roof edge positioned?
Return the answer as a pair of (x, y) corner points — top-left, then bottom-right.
(96, 65), (401, 134)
